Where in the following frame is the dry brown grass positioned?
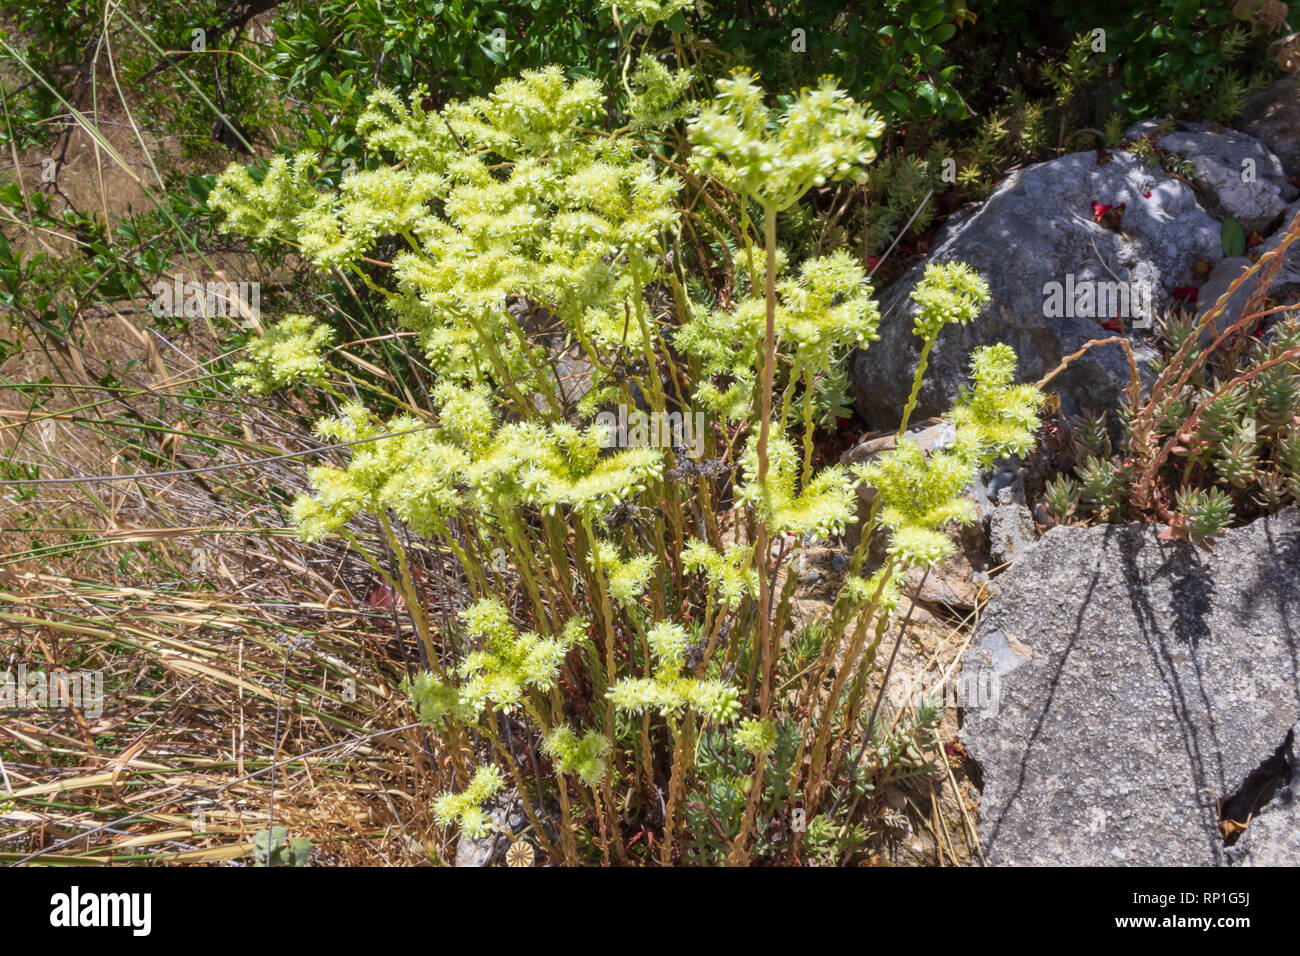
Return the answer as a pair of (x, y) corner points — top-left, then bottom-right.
(0, 16), (477, 864)
(0, 296), (461, 865)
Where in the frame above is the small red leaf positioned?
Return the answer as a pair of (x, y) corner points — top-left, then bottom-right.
(1092, 201), (1125, 231)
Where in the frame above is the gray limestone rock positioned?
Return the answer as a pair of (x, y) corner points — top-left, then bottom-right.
(961, 510), (1300, 865)
(1127, 120), (1296, 233)
(851, 150), (1219, 428)
(1240, 76), (1300, 179)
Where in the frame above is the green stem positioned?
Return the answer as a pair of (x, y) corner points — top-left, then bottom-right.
(897, 335), (935, 438)
(729, 202), (778, 866)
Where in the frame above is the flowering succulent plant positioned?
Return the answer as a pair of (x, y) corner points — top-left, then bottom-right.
(605, 0), (693, 27)
(232, 313), (334, 395)
(608, 620), (740, 722)
(687, 70), (885, 211)
(432, 764), (506, 839)
(214, 68), (681, 402)
(215, 62), (1043, 865)
(1042, 222), (1300, 548)
(627, 53), (694, 130)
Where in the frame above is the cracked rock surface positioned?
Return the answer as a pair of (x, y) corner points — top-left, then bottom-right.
(961, 510), (1300, 865)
